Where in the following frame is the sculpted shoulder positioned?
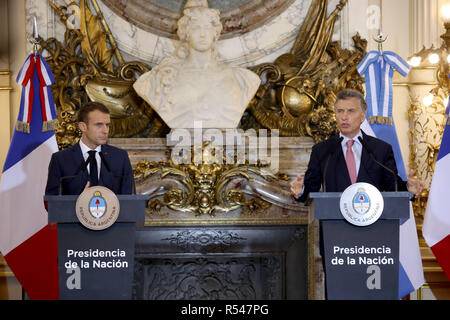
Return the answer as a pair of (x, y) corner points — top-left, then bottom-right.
(230, 66), (261, 96)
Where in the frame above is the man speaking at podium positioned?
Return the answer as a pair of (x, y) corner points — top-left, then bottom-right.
(45, 102), (134, 195)
(290, 89), (424, 200)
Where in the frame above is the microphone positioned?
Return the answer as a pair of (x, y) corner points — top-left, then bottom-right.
(58, 157), (90, 195)
(357, 136), (398, 192)
(99, 151), (111, 172)
(99, 152), (136, 194)
(323, 136), (344, 192)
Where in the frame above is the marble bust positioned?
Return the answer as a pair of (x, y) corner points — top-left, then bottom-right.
(133, 0), (261, 129)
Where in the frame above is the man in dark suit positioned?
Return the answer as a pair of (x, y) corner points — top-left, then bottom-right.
(45, 102), (134, 195)
(290, 89), (424, 201)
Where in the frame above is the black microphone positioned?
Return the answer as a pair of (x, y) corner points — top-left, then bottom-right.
(99, 152), (136, 194)
(357, 136), (398, 192)
(99, 151), (111, 172)
(58, 157), (90, 195)
(323, 136), (344, 192)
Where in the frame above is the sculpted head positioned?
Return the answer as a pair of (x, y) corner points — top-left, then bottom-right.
(177, 3), (222, 52)
(132, 0), (261, 129)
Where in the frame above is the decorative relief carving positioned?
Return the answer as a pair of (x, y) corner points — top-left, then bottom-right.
(133, 257), (282, 300)
(161, 230), (247, 252)
(134, 141), (288, 216)
(408, 87), (448, 218)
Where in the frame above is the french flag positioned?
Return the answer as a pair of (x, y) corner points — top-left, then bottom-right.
(0, 53), (59, 299)
(423, 102), (450, 280)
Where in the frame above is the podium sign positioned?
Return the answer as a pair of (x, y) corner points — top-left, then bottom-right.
(311, 191), (410, 300)
(56, 223), (135, 299)
(322, 219), (399, 299)
(45, 193), (147, 300)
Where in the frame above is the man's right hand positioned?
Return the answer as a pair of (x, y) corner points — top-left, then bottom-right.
(290, 174), (304, 199)
(84, 181), (91, 190)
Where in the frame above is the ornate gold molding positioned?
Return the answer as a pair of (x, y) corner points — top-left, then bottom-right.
(408, 86), (447, 219)
(45, 0), (168, 149)
(135, 141), (290, 217)
(244, 0), (366, 143)
(43, 0), (363, 146)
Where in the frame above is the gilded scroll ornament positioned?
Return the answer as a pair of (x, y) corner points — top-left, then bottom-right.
(44, 0), (168, 149)
(244, 0), (367, 143)
(134, 142), (289, 216)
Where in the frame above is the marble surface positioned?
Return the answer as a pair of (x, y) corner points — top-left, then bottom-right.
(108, 135), (314, 178)
(27, 0), (371, 68)
(148, 0), (251, 12)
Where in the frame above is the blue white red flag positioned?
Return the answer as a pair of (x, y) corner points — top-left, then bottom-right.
(0, 53), (59, 299)
(423, 99), (450, 280)
(358, 50), (424, 299)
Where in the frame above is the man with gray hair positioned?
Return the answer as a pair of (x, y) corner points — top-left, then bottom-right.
(290, 88), (423, 201)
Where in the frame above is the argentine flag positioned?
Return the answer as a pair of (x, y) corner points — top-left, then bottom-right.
(0, 53), (59, 299)
(358, 50), (425, 299)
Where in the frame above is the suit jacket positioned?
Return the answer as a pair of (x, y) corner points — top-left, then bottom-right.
(45, 143), (134, 195)
(297, 131), (407, 202)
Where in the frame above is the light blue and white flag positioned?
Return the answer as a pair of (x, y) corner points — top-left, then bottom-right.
(358, 50), (425, 299)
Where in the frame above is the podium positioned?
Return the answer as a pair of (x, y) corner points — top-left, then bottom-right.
(310, 191), (411, 300)
(45, 194), (147, 300)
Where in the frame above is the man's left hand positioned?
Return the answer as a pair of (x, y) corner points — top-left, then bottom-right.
(407, 169), (424, 197)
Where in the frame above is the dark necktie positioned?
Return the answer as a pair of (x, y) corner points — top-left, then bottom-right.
(87, 150), (98, 186)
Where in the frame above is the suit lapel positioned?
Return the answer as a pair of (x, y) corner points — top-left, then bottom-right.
(357, 131), (374, 183)
(335, 146), (352, 189)
(358, 146), (372, 182)
(72, 142), (89, 193)
(99, 145), (114, 188)
(73, 142), (86, 170)
(324, 136), (351, 191)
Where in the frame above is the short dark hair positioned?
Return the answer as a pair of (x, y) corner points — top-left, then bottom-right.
(334, 89), (367, 113)
(77, 102), (110, 123)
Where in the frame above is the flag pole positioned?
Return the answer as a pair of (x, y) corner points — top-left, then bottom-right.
(27, 16), (40, 54)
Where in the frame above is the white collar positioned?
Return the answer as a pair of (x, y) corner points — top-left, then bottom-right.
(79, 139), (102, 155)
(340, 131), (363, 144)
